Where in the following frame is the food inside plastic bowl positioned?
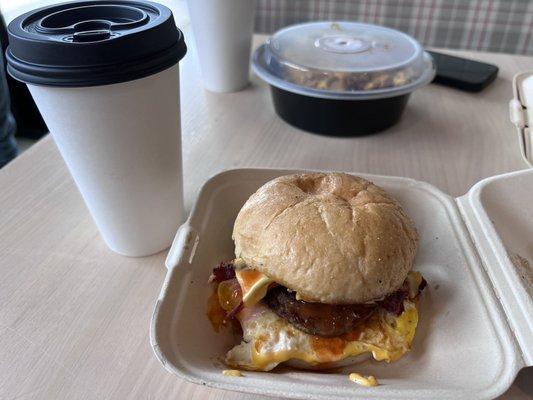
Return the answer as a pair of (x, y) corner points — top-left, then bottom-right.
(252, 22), (435, 136)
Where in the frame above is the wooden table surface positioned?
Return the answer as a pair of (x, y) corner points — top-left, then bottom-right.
(1, 31), (532, 399)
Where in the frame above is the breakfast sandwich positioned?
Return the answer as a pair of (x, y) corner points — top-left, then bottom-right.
(207, 172), (426, 371)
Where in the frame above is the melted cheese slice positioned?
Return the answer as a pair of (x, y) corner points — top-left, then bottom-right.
(225, 300), (419, 371)
(235, 268), (273, 307)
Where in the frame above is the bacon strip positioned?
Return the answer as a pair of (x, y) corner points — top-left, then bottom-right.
(379, 277), (427, 316)
(378, 289), (409, 316)
(209, 262), (235, 283)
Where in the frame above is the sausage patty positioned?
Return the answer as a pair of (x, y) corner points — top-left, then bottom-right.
(264, 285), (376, 337)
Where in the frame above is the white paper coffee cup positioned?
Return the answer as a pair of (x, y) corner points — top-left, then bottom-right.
(187, 0), (256, 92)
(27, 66), (183, 256)
(6, 1), (188, 256)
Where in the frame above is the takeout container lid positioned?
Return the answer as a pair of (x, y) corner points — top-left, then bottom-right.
(252, 21), (435, 100)
(151, 167), (533, 400)
(510, 71), (533, 166)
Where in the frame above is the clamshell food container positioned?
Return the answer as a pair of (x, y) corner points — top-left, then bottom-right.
(252, 22), (435, 136)
(510, 71), (533, 167)
(151, 167), (532, 400)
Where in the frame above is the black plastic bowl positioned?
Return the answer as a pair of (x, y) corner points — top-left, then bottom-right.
(270, 85), (410, 136)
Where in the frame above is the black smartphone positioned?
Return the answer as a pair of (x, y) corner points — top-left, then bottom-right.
(427, 50), (499, 92)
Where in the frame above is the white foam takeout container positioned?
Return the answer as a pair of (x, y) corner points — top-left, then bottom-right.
(151, 167), (533, 400)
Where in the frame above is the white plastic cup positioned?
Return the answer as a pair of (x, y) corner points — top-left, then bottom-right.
(28, 66), (184, 257)
(187, 0), (256, 92)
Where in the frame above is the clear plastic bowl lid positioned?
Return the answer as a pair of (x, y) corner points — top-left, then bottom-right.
(252, 21), (435, 100)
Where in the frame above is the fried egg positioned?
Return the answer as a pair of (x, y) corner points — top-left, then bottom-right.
(225, 299), (419, 371)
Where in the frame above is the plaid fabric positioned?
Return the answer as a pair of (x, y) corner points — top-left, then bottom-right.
(255, 0), (533, 55)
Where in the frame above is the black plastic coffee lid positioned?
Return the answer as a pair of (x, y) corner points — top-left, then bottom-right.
(6, 0), (187, 87)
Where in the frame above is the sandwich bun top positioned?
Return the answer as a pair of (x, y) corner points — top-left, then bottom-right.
(232, 172), (418, 304)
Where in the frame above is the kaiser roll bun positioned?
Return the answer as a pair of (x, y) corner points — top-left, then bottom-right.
(232, 172), (418, 304)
